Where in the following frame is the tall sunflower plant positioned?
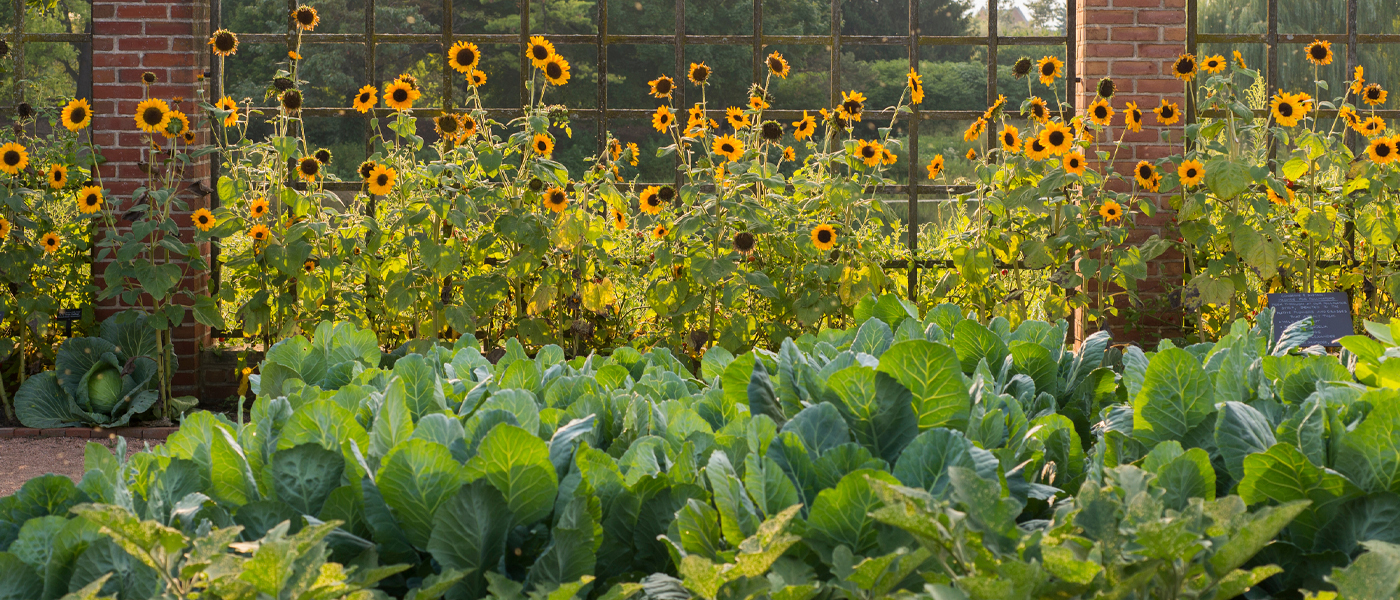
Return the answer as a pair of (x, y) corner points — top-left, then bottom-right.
(1177, 43), (1400, 340)
(0, 97), (99, 421)
(93, 72), (209, 418)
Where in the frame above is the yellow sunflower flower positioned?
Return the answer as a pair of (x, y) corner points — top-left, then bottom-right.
(792, 111), (816, 140)
(384, 80), (419, 110)
(1087, 98), (1113, 127)
(640, 186), (664, 214)
(1178, 159), (1205, 186)
(1040, 121), (1074, 155)
(192, 208), (216, 231)
(1099, 200), (1122, 223)
(1364, 83), (1388, 107)
(1037, 56), (1063, 87)
(531, 134), (554, 157)
(855, 140), (884, 167)
(1123, 101), (1143, 132)
(1270, 91), (1308, 127)
(447, 41), (480, 73)
(249, 224), (271, 243)
(0, 143), (27, 175)
(810, 224), (836, 250)
(368, 165), (397, 195)
(652, 106), (675, 132)
(40, 232), (59, 253)
(541, 55), (571, 86)
(1153, 99), (1180, 125)
(1133, 161), (1159, 190)
(1305, 40), (1333, 66)
(60, 98), (91, 132)
(77, 185), (102, 214)
(47, 164), (67, 189)
(1063, 152), (1086, 176)
(543, 186), (568, 212)
(1200, 54), (1226, 74)
(648, 75), (675, 99)
(1368, 136), (1397, 164)
(215, 96), (240, 126)
(926, 155), (944, 179)
(250, 197), (269, 218)
(1171, 54), (1197, 81)
(1000, 124), (1021, 153)
(767, 52), (789, 79)
(712, 134), (744, 162)
(688, 62), (711, 85)
(908, 68), (924, 104)
(527, 36), (556, 68)
(134, 98), (171, 134)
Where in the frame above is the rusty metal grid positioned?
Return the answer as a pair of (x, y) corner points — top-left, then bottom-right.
(1, 0), (93, 106)
(209, 0), (1078, 298)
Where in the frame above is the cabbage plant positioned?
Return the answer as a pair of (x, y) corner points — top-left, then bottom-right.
(15, 314), (172, 428)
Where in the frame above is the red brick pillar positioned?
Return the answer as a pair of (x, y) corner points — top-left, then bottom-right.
(1077, 0), (1187, 342)
(91, 0), (212, 399)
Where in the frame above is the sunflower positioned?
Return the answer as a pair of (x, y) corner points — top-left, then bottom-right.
(1201, 54), (1226, 74)
(1153, 99), (1180, 125)
(163, 111), (190, 139)
(1368, 136), (1396, 164)
(1362, 116), (1387, 138)
(59, 98), (91, 132)
(527, 36), (556, 68)
(458, 114), (478, 139)
(352, 85), (377, 113)
(1342, 106), (1362, 130)
(215, 96), (239, 127)
(652, 224), (669, 239)
(644, 106), (674, 133)
(0, 143), (27, 175)
(908, 68), (924, 104)
(688, 62), (710, 85)
(292, 5), (319, 30)
(1133, 161), (1158, 190)
(855, 140), (884, 167)
(838, 90), (866, 122)
(1364, 83), (1388, 106)
(628, 143), (640, 165)
(447, 41), (480, 73)
(314, 148), (332, 164)
(542, 55), (571, 86)
(1024, 137), (1051, 161)
(468, 69), (488, 87)
(1171, 54), (1197, 81)
(767, 52), (790, 79)
(1305, 39), (1333, 66)
(963, 118), (986, 142)
(783, 146), (796, 161)
(182, 130), (196, 144)
(1037, 56), (1063, 86)
(40, 232), (59, 253)
(1178, 159), (1205, 186)
(749, 96), (769, 111)
(1099, 201), (1122, 223)
(384, 80), (419, 110)
(926, 155), (944, 179)
(142, 71), (157, 85)
(648, 75), (675, 99)
(296, 156), (320, 181)
(1267, 185), (1295, 204)
(543, 187), (568, 212)
(639, 186), (664, 214)
(1040, 121), (1073, 155)
(713, 134), (744, 162)
(434, 114), (460, 142)
(967, 149), (977, 160)
(288, 51), (302, 60)
(1087, 98), (1114, 126)
(610, 207), (627, 230)
(1353, 66), (1366, 95)
(531, 134), (554, 157)
(1123, 101), (1143, 132)
(209, 29), (238, 56)
(358, 160), (377, 180)
(1270, 91), (1306, 127)
(1027, 97), (1049, 123)
(46, 164), (67, 189)
(134, 98), (171, 133)
(249, 224), (271, 243)
(811, 224), (836, 250)
(1013, 57), (1033, 78)
(250, 197), (270, 218)
(192, 208), (215, 231)
(303, 260), (317, 273)
(1062, 152), (1086, 176)
(1000, 124), (1021, 153)
(719, 107), (745, 131)
(1096, 78), (1117, 99)
(760, 121), (783, 143)
(77, 185), (102, 214)
(0, 218), (9, 239)
(792, 111), (816, 140)
(368, 165), (397, 195)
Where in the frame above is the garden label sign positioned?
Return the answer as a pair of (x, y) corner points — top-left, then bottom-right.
(1267, 292), (1353, 347)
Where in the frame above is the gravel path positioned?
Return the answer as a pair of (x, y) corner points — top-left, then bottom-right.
(0, 436), (153, 497)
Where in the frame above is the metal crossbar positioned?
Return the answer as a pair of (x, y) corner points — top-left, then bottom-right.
(208, 0), (1076, 299)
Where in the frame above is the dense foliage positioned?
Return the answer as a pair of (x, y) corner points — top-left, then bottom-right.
(6, 294), (1400, 599)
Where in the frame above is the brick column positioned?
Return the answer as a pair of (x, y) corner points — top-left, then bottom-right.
(92, 0), (212, 399)
(1077, 0), (1187, 342)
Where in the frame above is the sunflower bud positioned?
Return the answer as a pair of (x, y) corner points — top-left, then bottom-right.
(142, 71), (157, 84)
(658, 186), (676, 202)
(528, 177), (544, 192)
(274, 77), (294, 91)
(1097, 77), (1116, 98)
(732, 231), (755, 253)
(687, 330), (710, 350)
(16, 103), (32, 119)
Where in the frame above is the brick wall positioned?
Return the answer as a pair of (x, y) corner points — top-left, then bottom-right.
(91, 0), (212, 399)
(1076, 0), (1187, 342)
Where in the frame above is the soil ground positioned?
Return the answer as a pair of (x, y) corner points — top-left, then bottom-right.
(0, 436), (153, 496)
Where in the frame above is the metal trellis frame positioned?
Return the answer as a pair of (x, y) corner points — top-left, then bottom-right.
(208, 0), (1077, 301)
